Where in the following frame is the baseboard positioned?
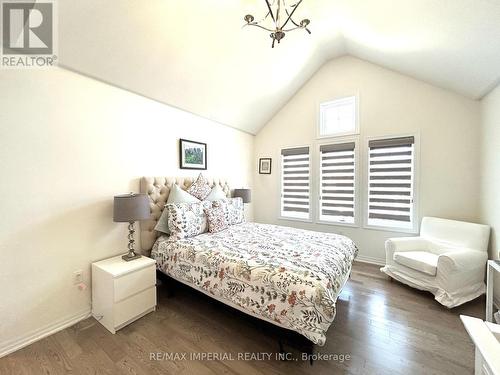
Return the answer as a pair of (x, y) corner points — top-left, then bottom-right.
(0, 308), (91, 358)
(355, 255), (385, 266)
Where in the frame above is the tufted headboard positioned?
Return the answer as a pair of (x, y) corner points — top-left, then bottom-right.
(139, 176), (231, 254)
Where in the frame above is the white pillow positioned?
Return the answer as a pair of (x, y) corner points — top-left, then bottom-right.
(154, 184), (200, 234)
(204, 185), (227, 201)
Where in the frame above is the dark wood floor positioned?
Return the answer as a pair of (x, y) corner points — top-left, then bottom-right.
(1, 262), (484, 375)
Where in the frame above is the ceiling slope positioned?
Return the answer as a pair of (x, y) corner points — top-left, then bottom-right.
(58, 0), (500, 134)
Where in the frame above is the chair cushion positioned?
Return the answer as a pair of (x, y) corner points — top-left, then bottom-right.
(393, 251), (439, 276)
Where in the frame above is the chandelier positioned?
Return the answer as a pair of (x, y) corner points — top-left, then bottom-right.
(243, 0), (311, 48)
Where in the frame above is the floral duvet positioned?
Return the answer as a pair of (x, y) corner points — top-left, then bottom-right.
(151, 222), (358, 345)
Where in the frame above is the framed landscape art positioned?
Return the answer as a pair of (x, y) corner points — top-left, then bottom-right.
(179, 139), (207, 170)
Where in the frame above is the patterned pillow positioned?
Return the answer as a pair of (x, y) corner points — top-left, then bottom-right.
(166, 201), (211, 240)
(204, 206), (229, 233)
(154, 184), (200, 234)
(213, 198), (245, 226)
(186, 173), (212, 200)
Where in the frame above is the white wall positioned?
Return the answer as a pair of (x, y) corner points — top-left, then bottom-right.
(0, 67), (254, 356)
(480, 84), (500, 303)
(254, 56), (481, 263)
(480, 84), (500, 258)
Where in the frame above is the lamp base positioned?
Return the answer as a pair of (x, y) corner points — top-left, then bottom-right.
(122, 221), (141, 261)
(122, 253), (141, 261)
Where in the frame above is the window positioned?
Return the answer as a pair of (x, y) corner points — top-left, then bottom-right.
(319, 142), (356, 224)
(281, 146), (310, 220)
(367, 136), (416, 230)
(319, 96), (357, 137)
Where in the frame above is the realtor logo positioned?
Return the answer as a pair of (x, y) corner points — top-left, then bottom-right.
(1, 0), (57, 68)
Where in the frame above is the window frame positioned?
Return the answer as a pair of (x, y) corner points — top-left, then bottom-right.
(362, 133), (420, 234)
(316, 137), (360, 228)
(279, 144), (313, 223)
(317, 95), (360, 139)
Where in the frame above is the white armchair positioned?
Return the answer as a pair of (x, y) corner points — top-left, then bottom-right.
(381, 217), (490, 308)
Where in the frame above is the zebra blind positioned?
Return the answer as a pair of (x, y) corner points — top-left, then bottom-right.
(281, 147), (310, 219)
(319, 142), (356, 224)
(367, 136), (415, 229)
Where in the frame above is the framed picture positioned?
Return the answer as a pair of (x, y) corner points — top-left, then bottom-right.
(259, 158), (272, 174)
(179, 139), (207, 170)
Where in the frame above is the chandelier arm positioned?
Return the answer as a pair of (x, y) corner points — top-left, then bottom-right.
(281, 0), (302, 29)
(253, 10), (272, 26)
(282, 26), (300, 32)
(245, 23), (275, 32)
(243, 11), (273, 30)
(285, 9), (301, 28)
(264, 0), (276, 24)
(281, 26), (311, 34)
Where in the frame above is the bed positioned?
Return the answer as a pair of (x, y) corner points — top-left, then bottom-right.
(140, 176), (358, 346)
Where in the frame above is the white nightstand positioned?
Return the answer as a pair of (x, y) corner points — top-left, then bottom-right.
(92, 255), (156, 334)
(486, 260), (500, 323)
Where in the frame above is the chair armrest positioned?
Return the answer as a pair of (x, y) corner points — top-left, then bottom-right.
(438, 249), (488, 271)
(385, 237), (429, 253)
(384, 237), (429, 265)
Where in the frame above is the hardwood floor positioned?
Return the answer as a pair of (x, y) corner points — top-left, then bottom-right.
(1, 262), (484, 375)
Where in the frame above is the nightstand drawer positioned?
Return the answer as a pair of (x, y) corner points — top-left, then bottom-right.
(114, 286), (156, 328)
(114, 265), (155, 302)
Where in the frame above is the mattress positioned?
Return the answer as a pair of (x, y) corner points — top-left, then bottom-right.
(151, 222), (358, 345)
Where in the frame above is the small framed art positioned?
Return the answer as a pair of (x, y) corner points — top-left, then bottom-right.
(179, 139), (207, 170)
(259, 158), (272, 174)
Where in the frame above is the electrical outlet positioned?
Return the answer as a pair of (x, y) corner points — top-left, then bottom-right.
(73, 270), (83, 285)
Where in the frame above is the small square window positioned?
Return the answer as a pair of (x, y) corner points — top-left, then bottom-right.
(319, 96), (358, 138)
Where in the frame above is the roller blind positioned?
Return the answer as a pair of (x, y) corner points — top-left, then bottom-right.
(281, 147), (310, 219)
(319, 142), (356, 224)
(367, 136), (415, 228)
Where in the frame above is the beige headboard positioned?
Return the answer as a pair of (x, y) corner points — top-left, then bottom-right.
(139, 176), (231, 254)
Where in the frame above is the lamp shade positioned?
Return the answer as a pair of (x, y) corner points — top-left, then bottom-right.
(233, 188), (251, 204)
(113, 193), (150, 222)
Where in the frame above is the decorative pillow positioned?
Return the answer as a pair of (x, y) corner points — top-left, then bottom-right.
(204, 206), (229, 233)
(186, 173), (212, 200)
(213, 197), (245, 226)
(204, 184), (227, 201)
(166, 201), (212, 240)
(154, 184), (200, 234)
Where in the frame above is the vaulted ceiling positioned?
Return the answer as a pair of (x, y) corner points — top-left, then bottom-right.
(58, 0), (500, 134)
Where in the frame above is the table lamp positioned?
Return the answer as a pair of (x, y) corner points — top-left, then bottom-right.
(113, 193), (150, 261)
(233, 188), (251, 203)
